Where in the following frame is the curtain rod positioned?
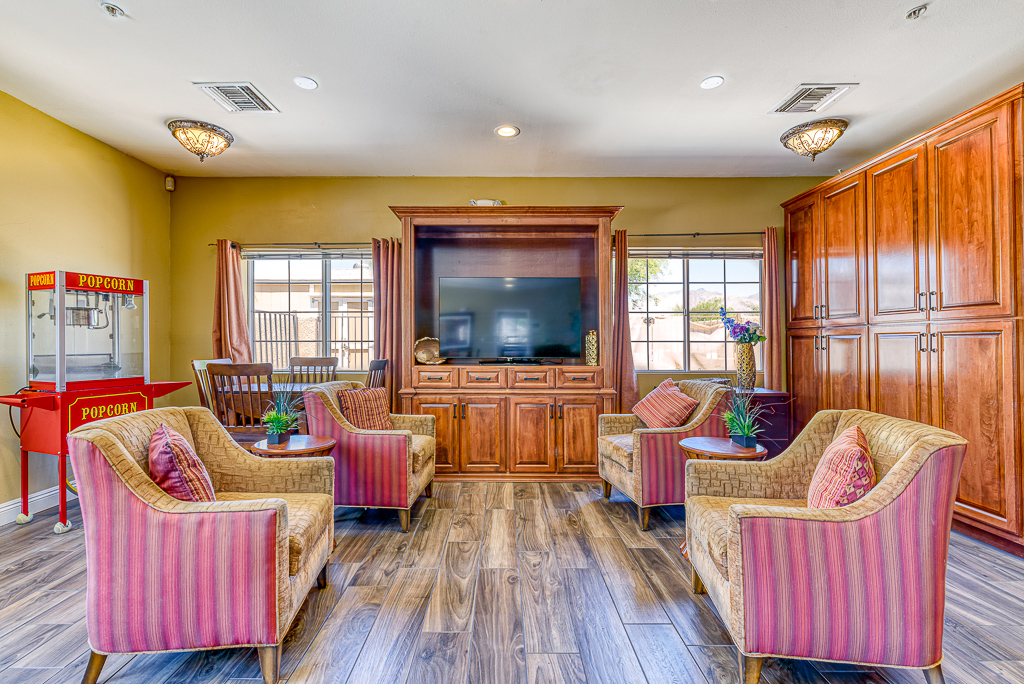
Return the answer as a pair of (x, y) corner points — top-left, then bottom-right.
(627, 231), (765, 238)
(208, 242), (372, 248)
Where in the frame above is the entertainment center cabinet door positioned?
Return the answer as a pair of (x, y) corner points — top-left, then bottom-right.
(459, 396), (507, 473)
(508, 396), (557, 473)
(557, 397), (601, 474)
(412, 395), (459, 474)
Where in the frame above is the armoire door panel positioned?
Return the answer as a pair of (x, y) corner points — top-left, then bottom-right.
(412, 395), (459, 473)
(558, 398), (601, 473)
(821, 327), (869, 411)
(868, 326), (929, 423)
(867, 147), (929, 324)
(787, 329), (821, 438)
(820, 174), (867, 326)
(785, 195), (819, 329)
(931, 320), (1019, 534)
(459, 396), (506, 473)
(928, 104), (1015, 320)
(508, 396), (556, 473)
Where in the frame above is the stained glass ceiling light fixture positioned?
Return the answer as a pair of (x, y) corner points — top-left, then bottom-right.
(780, 118), (849, 161)
(166, 120), (234, 162)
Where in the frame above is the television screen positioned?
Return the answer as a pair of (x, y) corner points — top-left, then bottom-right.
(438, 277), (582, 359)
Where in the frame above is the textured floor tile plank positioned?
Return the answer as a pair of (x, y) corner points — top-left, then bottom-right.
(460, 482), (488, 495)
(0, 550), (82, 610)
(546, 509), (598, 569)
(449, 493), (486, 543)
(688, 644), (745, 684)
(287, 585), (387, 684)
(590, 537), (667, 624)
(626, 622), (709, 683)
(351, 525), (416, 586)
(514, 482), (541, 500)
(561, 567), (647, 684)
(87, 652), (191, 684)
(940, 641), (1019, 684)
(330, 511), (390, 563)
(571, 493), (619, 538)
(656, 537), (692, 574)
(979, 660), (1024, 682)
(481, 509), (518, 568)
(153, 644), (251, 684)
(564, 483), (598, 493)
(0, 591), (82, 640)
(629, 546), (732, 645)
(40, 562), (88, 593)
(525, 653), (587, 684)
(44, 650), (135, 684)
(403, 508), (455, 568)
(468, 569), (527, 684)
(539, 483), (574, 509)
(431, 482), (462, 509)
(423, 542), (481, 632)
(406, 631), (473, 684)
(10, 619), (88, 669)
(761, 658), (832, 684)
(28, 589), (85, 624)
(645, 507), (687, 538)
(515, 499), (554, 552)
(944, 611), (1024, 662)
(348, 569), (437, 684)
(519, 552), (578, 654)
(600, 501), (660, 548)
(486, 482), (515, 509)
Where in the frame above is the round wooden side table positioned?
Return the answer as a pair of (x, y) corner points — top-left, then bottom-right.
(679, 436), (768, 461)
(251, 435), (336, 458)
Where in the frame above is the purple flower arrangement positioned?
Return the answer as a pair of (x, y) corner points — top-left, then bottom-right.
(719, 307), (767, 345)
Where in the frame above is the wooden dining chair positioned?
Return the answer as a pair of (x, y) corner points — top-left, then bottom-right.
(289, 357), (339, 385)
(207, 362), (275, 449)
(191, 358), (233, 409)
(365, 359), (388, 388)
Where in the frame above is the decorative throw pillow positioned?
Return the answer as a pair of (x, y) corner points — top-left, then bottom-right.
(807, 425), (877, 509)
(337, 387), (394, 431)
(631, 379), (699, 429)
(148, 424), (216, 502)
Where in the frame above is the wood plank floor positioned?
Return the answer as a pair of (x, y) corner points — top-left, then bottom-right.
(2, 484), (1024, 683)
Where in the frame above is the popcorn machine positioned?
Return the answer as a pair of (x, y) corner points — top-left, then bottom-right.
(0, 271), (189, 533)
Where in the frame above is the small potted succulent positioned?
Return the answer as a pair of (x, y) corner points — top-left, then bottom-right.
(262, 391), (303, 446)
(722, 391), (765, 449)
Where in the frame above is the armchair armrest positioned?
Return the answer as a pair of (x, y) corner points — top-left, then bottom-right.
(391, 413), (435, 438)
(599, 413), (643, 436)
(183, 407), (333, 496)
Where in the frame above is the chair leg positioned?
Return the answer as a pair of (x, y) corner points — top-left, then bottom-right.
(317, 562), (328, 589)
(424, 480), (433, 498)
(639, 506), (651, 531)
(258, 644), (281, 684)
(601, 479), (611, 499)
(82, 651), (106, 684)
(738, 653), (763, 684)
(399, 509), (411, 532)
(691, 566), (705, 594)
(923, 664), (945, 684)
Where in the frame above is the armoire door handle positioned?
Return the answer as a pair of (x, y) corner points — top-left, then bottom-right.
(929, 291), (937, 311)
(461, 403), (466, 419)
(820, 303), (827, 318)
(558, 404), (563, 419)
(814, 335), (819, 350)
(919, 332), (927, 353)
(813, 305), (819, 319)
(918, 292), (927, 312)
(930, 333), (938, 353)
(549, 403), (553, 418)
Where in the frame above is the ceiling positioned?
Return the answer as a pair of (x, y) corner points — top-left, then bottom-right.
(2, 0), (1023, 178)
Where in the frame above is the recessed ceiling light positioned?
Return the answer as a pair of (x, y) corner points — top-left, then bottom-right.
(905, 4), (927, 20)
(294, 76), (318, 90)
(700, 76), (725, 89)
(494, 125), (520, 138)
(100, 3), (125, 18)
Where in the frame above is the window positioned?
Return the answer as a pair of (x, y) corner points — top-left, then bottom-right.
(628, 250), (763, 372)
(246, 250), (374, 371)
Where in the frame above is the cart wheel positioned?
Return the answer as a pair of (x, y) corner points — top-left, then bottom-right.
(15, 512), (33, 524)
(66, 477), (77, 495)
(54, 521), (73, 534)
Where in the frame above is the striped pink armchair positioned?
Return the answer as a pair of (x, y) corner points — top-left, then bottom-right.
(304, 381), (435, 532)
(68, 407), (335, 684)
(597, 379), (730, 530)
(685, 409), (968, 684)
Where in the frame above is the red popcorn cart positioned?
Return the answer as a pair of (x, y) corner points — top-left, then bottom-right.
(0, 271), (189, 533)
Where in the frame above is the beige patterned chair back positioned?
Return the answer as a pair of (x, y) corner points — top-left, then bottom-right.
(79, 407), (196, 476)
(675, 379), (731, 411)
(833, 409), (965, 480)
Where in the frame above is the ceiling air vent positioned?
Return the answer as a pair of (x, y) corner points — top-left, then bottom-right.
(193, 82), (279, 113)
(772, 83), (858, 114)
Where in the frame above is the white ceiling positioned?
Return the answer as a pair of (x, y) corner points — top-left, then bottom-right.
(2, 0), (1023, 178)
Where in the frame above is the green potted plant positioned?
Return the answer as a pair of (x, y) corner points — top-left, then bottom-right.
(262, 391), (303, 445)
(722, 391), (765, 449)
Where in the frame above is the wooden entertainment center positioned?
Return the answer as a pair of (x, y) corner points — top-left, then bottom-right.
(392, 206), (621, 480)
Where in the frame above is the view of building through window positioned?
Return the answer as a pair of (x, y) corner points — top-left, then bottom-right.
(248, 254), (374, 371)
(628, 254), (762, 372)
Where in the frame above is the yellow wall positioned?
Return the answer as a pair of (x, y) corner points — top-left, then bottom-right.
(169, 176), (825, 403)
(0, 90), (172, 505)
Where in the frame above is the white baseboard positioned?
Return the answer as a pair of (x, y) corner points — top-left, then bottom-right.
(0, 486), (78, 527)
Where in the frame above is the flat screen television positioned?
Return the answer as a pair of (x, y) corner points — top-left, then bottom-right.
(438, 277), (582, 360)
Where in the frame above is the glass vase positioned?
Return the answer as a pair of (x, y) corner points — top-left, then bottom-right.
(735, 342), (756, 390)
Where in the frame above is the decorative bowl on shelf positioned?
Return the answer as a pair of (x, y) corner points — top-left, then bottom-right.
(414, 337), (446, 365)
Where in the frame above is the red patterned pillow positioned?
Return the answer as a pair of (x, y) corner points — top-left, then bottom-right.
(632, 379), (699, 429)
(337, 387), (394, 431)
(807, 426), (877, 509)
(148, 424), (216, 502)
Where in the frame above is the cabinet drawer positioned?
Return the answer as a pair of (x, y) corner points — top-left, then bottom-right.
(509, 369), (554, 388)
(556, 368), (602, 388)
(460, 368), (507, 389)
(413, 367), (457, 388)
